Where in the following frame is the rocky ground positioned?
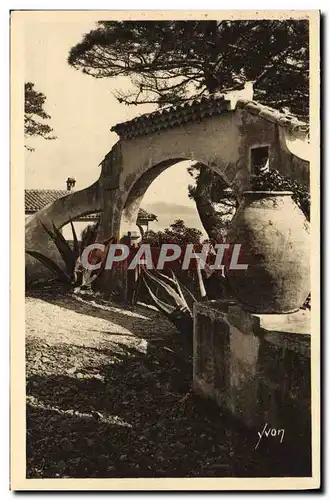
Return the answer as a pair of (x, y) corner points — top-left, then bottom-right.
(26, 290), (296, 479)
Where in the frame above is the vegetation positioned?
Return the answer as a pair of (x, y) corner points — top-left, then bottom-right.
(142, 219), (202, 247)
(68, 20), (308, 116)
(250, 169), (310, 220)
(141, 267), (207, 342)
(139, 219), (231, 338)
(26, 220), (112, 290)
(26, 221), (80, 285)
(24, 82), (56, 151)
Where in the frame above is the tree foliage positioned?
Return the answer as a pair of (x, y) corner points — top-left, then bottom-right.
(69, 20), (309, 243)
(251, 169), (310, 220)
(69, 19), (309, 117)
(25, 82), (56, 151)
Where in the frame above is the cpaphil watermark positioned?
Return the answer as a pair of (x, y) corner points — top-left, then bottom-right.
(79, 242), (249, 276)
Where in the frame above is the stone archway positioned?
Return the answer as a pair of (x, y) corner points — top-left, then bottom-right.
(25, 95), (310, 283)
(99, 98), (309, 243)
(119, 156), (235, 244)
(25, 181), (103, 282)
(120, 158), (189, 237)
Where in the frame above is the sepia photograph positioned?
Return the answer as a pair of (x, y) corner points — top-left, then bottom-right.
(11, 9), (320, 490)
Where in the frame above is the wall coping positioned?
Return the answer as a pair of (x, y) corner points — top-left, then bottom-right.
(111, 96), (308, 140)
(193, 300), (311, 357)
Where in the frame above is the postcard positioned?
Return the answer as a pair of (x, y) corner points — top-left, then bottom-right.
(11, 9), (320, 490)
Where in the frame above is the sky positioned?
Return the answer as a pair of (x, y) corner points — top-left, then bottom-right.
(24, 16), (206, 235)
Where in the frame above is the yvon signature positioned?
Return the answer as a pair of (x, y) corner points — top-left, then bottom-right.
(255, 423), (285, 450)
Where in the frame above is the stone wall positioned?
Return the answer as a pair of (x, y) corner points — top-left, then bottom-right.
(193, 300), (311, 473)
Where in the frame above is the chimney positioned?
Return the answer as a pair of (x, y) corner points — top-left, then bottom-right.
(66, 177), (76, 191)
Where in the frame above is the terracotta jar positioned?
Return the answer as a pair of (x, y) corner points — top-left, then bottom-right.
(226, 191), (310, 314)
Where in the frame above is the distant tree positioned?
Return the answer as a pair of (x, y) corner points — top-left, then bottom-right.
(24, 82), (56, 151)
(142, 219), (202, 247)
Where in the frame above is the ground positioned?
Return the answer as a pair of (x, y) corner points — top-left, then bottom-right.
(26, 290), (291, 479)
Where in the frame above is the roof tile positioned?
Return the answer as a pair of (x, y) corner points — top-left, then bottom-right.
(111, 95), (308, 140)
(25, 189), (157, 223)
(25, 189), (98, 220)
(25, 189), (69, 212)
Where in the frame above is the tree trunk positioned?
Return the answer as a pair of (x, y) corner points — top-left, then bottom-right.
(190, 164), (237, 300)
(192, 164), (229, 244)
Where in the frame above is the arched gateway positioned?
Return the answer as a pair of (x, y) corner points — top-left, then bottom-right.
(25, 94), (310, 282)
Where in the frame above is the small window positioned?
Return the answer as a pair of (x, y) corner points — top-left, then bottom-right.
(250, 146), (270, 175)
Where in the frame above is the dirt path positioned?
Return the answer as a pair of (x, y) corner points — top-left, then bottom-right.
(26, 292), (283, 479)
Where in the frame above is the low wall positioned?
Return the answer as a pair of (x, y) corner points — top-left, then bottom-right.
(193, 300), (311, 472)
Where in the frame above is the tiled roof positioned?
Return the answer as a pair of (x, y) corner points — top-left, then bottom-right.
(25, 189), (99, 220)
(235, 99), (309, 132)
(111, 95), (308, 140)
(138, 208), (158, 222)
(25, 189), (69, 212)
(25, 189), (157, 223)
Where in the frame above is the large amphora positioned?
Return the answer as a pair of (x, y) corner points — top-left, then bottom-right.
(226, 191), (310, 313)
